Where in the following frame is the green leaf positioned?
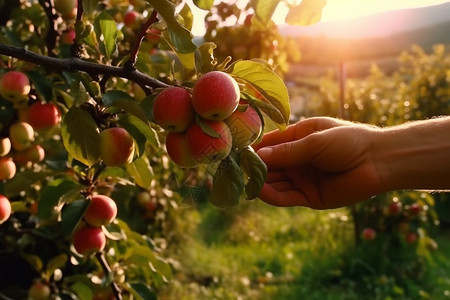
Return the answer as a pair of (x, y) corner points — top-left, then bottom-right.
(126, 156), (154, 189)
(228, 60), (290, 129)
(240, 147), (267, 200)
(46, 253), (68, 276)
(38, 178), (81, 220)
(117, 113), (160, 156)
(61, 199), (90, 236)
(94, 11), (118, 59)
(179, 3), (194, 31)
(147, 0), (196, 69)
(285, 0), (327, 26)
(21, 253), (43, 272)
(27, 71), (53, 102)
(209, 155), (244, 208)
(193, 0), (214, 10)
(103, 90), (148, 123)
(195, 42), (217, 74)
(131, 244), (173, 281)
(61, 106), (101, 166)
(70, 282), (94, 300)
(242, 92), (284, 125)
(254, 0), (280, 25)
(128, 282), (157, 300)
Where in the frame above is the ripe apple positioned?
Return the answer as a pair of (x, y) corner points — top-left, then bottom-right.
(186, 120), (232, 164)
(225, 102), (262, 150)
(54, 0), (77, 19)
(60, 28), (76, 45)
(84, 195), (117, 227)
(192, 71), (240, 120)
(0, 195), (11, 224)
(99, 127), (135, 167)
(123, 11), (141, 29)
(9, 122), (34, 151)
(152, 87), (195, 132)
(28, 281), (51, 300)
(405, 232), (418, 244)
(165, 132), (198, 168)
(362, 228), (376, 241)
(0, 137), (11, 157)
(0, 71), (31, 102)
(0, 157), (16, 180)
(73, 225), (106, 255)
(408, 203), (421, 216)
(14, 144), (45, 165)
(388, 201), (402, 215)
(27, 102), (62, 131)
(146, 28), (161, 42)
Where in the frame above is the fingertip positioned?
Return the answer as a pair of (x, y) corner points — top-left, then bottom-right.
(256, 147), (273, 161)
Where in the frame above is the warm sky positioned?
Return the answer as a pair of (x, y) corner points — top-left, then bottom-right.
(188, 0), (450, 36)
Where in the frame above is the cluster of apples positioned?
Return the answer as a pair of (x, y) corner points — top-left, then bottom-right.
(72, 195), (118, 256)
(0, 71), (62, 180)
(153, 71), (262, 168)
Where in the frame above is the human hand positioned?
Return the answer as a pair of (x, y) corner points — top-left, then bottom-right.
(254, 117), (383, 209)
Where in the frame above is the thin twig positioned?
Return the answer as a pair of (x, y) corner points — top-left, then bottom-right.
(96, 252), (122, 300)
(37, 0), (59, 56)
(127, 9), (159, 67)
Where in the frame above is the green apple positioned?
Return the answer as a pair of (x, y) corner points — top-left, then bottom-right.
(0, 71), (31, 102)
(13, 144), (45, 165)
(99, 127), (135, 167)
(186, 120), (232, 164)
(192, 71), (240, 121)
(28, 281), (51, 300)
(153, 87), (195, 132)
(73, 225), (106, 255)
(9, 122), (34, 151)
(225, 102), (262, 150)
(0, 194), (11, 224)
(84, 195), (117, 227)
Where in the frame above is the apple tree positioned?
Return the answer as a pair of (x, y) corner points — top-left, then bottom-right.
(0, 0), (326, 298)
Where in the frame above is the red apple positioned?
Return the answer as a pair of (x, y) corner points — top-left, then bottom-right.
(27, 102), (62, 131)
(192, 71), (240, 120)
(54, 0), (77, 19)
(225, 102), (262, 150)
(0, 195), (11, 224)
(388, 201), (402, 215)
(73, 225), (106, 255)
(84, 195), (117, 227)
(60, 28), (76, 45)
(405, 232), (418, 244)
(408, 203), (421, 216)
(152, 87), (195, 132)
(186, 120), (232, 164)
(9, 122), (34, 151)
(28, 281), (51, 300)
(146, 28), (161, 41)
(0, 71), (31, 102)
(362, 228), (376, 241)
(165, 132), (198, 168)
(0, 157), (16, 180)
(0, 137), (11, 157)
(123, 11), (141, 29)
(99, 127), (135, 167)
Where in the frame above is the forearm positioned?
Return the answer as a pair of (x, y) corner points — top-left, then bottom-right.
(373, 117), (450, 193)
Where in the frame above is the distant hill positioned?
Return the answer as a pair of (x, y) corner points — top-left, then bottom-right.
(293, 20), (450, 65)
(280, 2), (450, 39)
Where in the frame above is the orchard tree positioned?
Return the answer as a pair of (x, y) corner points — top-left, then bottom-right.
(0, 0), (325, 298)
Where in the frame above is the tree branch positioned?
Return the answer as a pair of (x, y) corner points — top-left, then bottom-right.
(0, 43), (169, 91)
(128, 9), (159, 67)
(96, 252), (122, 300)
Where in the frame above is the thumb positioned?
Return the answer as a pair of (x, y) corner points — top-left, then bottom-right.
(257, 137), (315, 169)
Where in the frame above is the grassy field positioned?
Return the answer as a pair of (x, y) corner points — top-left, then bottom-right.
(159, 197), (450, 300)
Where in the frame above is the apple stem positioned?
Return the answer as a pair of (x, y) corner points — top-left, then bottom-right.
(95, 252), (122, 300)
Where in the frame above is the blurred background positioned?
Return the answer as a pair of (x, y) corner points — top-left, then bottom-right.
(158, 1), (450, 299)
